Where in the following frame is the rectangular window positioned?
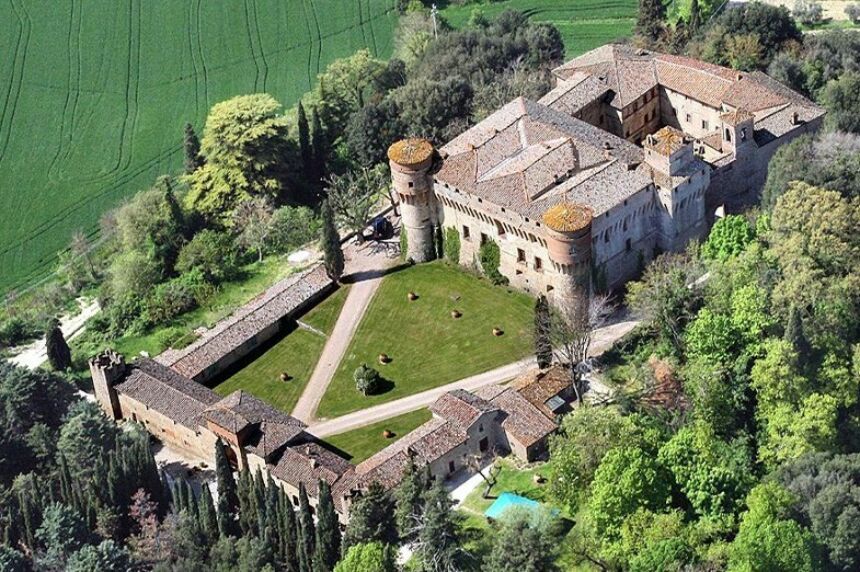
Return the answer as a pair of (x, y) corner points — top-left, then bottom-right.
(702, 119), (709, 131)
(534, 256), (543, 271)
(626, 238), (632, 252)
(448, 461), (455, 474)
(685, 113), (691, 123)
(462, 225), (470, 240)
(480, 232), (489, 245)
(517, 248), (526, 263)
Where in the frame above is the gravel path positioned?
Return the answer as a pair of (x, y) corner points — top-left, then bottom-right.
(8, 298), (100, 369)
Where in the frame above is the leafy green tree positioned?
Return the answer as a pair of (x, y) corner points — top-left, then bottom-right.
(443, 227), (460, 263)
(702, 215), (756, 261)
(354, 364), (381, 396)
(268, 206), (321, 255)
(346, 99), (405, 167)
(184, 94), (297, 218)
(684, 308), (739, 365)
(534, 295), (553, 370)
(234, 197), (275, 262)
(343, 482), (397, 550)
(682, 357), (750, 437)
(821, 72), (860, 134)
(635, 0), (667, 44)
(325, 165), (387, 240)
(585, 445), (671, 536)
(321, 200), (344, 282)
(479, 239), (503, 284)
(728, 482), (821, 572)
(0, 546), (27, 572)
(66, 540), (133, 572)
(486, 507), (560, 572)
(184, 122), (204, 174)
(313, 479), (340, 572)
(176, 229), (239, 284)
(548, 406), (642, 512)
(393, 77), (474, 142)
(334, 542), (395, 572)
(709, 2), (801, 66)
(36, 503), (91, 568)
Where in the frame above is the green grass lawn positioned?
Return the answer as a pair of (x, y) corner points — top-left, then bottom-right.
(316, 262), (534, 419)
(0, 0), (398, 294)
(210, 285), (350, 413)
(440, 0), (637, 58)
(324, 408), (432, 463)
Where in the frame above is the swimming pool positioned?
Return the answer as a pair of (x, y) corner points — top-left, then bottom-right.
(484, 492), (541, 519)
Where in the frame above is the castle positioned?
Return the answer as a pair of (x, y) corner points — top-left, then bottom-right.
(389, 44), (824, 307)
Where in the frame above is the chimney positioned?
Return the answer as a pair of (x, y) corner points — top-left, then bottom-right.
(791, 111), (800, 125)
(310, 458), (318, 469)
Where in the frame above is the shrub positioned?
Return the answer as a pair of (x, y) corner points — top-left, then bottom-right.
(847, 3), (860, 23)
(176, 229), (239, 284)
(702, 215), (755, 260)
(142, 269), (212, 326)
(268, 205), (321, 254)
(444, 227), (461, 263)
(354, 364), (381, 396)
(0, 316), (41, 348)
(479, 240), (506, 284)
(399, 229), (408, 261)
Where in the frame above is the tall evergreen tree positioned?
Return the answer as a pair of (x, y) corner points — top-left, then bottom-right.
(279, 489), (300, 572)
(784, 304), (811, 368)
(215, 440), (238, 537)
(321, 200), (345, 282)
(313, 480), (341, 572)
(297, 101), (312, 174)
(183, 122), (204, 174)
(198, 483), (219, 544)
(415, 482), (464, 572)
(297, 483), (315, 564)
(45, 318), (71, 371)
(689, 0), (701, 33)
(534, 295), (553, 369)
(395, 458), (430, 540)
(635, 0), (666, 43)
(343, 482), (397, 550)
(310, 107), (326, 185)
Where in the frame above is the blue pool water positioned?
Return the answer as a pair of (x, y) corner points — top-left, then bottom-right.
(484, 492), (541, 519)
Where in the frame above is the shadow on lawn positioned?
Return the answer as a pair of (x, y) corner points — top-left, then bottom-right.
(345, 262), (412, 284)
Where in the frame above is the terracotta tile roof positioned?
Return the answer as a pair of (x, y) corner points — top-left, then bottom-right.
(542, 202), (593, 233)
(114, 358), (220, 429)
(388, 138), (433, 167)
(488, 387), (558, 448)
(539, 72), (612, 115)
(552, 44), (657, 108)
(436, 97), (649, 219)
(720, 108), (755, 126)
(512, 365), (571, 418)
(645, 126), (688, 155)
(269, 439), (353, 497)
(158, 265), (332, 380)
(429, 389), (498, 431)
(204, 390), (306, 457)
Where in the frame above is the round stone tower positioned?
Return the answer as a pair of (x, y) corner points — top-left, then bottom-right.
(541, 202), (594, 313)
(387, 138), (437, 262)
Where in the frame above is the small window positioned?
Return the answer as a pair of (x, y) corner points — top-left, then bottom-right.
(725, 128), (732, 142)
(480, 232), (489, 245)
(546, 285), (554, 293)
(534, 257), (543, 271)
(626, 238), (632, 252)
(685, 113), (691, 123)
(702, 119), (709, 131)
(407, 181), (414, 188)
(448, 461), (456, 474)
(462, 225), (470, 240)
(479, 424), (484, 433)
(517, 248), (526, 263)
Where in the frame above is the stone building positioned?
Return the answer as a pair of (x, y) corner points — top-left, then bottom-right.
(388, 44), (824, 306)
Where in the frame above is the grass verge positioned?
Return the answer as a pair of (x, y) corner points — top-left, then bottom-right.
(324, 408), (432, 464)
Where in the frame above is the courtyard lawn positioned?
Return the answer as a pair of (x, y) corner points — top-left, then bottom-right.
(316, 262), (534, 419)
(210, 285), (350, 413)
(324, 408), (432, 464)
(440, 0), (637, 58)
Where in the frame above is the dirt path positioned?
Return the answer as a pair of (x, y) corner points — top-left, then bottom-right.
(308, 315), (639, 438)
(8, 298), (100, 369)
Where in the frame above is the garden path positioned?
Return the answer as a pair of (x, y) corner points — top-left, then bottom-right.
(9, 297), (100, 369)
(291, 240), (399, 423)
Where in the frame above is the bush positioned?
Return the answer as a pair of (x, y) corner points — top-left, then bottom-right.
(444, 227), (461, 263)
(702, 215), (756, 260)
(176, 229), (239, 284)
(0, 316), (41, 348)
(268, 206), (321, 254)
(479, 240), (506, 284)
(847, 3), (860, 24)
(142, 269), (212, 326)
(354, 364), (381, 396)
(793, 0), (823, 26)
(400, 229), (408, 261)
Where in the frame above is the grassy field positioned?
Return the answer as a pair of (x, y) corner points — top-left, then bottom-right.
(0, 0), (398, 294)
(210, 284), (350, 413)
(316, 262), (534, 419)
(324, 408), (432, 463)
(440, 0), (637, 58)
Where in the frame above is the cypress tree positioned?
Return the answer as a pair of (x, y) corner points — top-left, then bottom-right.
(215, 440), (239, 515)
(433, 225), (444, 260)
(310, 107), (325, 185)
(183, 122), (203, 174)
(321, 200), (344, 282)
(689, 0), (701, 33)
(297, 484), (315, 572)
(198, 488), (218, 548)
(237, 469), (255, 536)
(343, 482), (397, 550)
(45, 318), (71, 371)
(635, 0), (666, 43)
(279, 489), (300, 572)
(785, 304), (811, 366)
(534, 295), (553, 369)
(297, 101), (312, 174)
(312, 480), (340, 572)
(395, 458), (430, 541)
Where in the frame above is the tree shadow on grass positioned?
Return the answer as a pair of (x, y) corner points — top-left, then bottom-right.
(345, 262), (412, 284)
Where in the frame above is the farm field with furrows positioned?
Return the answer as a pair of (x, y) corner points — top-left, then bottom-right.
(440, 0), (637, 57)
(0, 0), (397, 294)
